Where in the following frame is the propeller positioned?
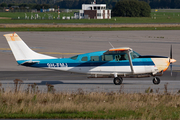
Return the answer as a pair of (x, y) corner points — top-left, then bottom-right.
(169, 45), (176, 76)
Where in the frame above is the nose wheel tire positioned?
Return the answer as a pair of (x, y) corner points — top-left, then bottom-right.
(153, 77), (160, 85)
(113, 77), (123, 85)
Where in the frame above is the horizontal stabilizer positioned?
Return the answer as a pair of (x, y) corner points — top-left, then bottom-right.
(20, 61), (40, 65)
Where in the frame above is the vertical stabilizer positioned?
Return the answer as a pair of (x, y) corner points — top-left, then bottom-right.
(4, 33), (56, 61)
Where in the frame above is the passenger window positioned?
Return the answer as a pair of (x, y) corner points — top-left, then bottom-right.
(81, 56), (88, 61)
(91, 56), (99, 61)
(102, 55), (113, 61)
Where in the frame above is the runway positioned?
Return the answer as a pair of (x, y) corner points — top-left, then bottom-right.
(0, 31), (180, 93)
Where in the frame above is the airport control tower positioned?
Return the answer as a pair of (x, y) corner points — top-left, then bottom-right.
(77, 0), (111, 19)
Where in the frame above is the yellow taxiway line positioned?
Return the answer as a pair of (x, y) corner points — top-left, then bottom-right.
(0, 48), (11, 50)
(0, 48), (83, 55)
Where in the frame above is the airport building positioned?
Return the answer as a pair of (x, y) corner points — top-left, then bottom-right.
(75, 1), (111, 19)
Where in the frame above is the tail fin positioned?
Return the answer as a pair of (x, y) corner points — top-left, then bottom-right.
(4, 33), (56, 61)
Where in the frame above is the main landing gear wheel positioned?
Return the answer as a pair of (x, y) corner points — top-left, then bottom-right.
(113, 77), (123, 85)
(152, 77), (160, 85)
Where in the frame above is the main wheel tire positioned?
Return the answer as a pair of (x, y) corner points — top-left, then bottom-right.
(113, 77), (123, 85)
(153, 77), (160, 85)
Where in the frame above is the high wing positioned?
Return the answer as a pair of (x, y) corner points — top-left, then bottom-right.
(104, 47), (132, 54)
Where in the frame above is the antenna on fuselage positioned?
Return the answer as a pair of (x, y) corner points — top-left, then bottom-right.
(109, 42), (114, 48)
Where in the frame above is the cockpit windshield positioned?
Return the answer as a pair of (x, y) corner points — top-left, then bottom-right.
(131, 51), (140, 59)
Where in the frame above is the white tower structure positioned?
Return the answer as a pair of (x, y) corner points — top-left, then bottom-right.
(78, 0), (111, 19)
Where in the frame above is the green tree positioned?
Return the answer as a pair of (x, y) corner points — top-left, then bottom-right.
(41, 4), (50, 9)
(34, 4), (41, 10)
(1, 3), (7, 7)
(19, 3), (28, 8)
(8, 3), (15, 7)
(112, 0), (151, 17)
(174, 0), (180, 8)
(139, 1), (151, 17)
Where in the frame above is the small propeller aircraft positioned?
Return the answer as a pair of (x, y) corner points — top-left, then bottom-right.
(4, 33), (176, 85)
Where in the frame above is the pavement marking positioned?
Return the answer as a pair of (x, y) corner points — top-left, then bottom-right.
(0, 48), (83, 55)
(39, 52), (83, 55)
(0, 48), (11, 50)
(0, 48), (38, 50)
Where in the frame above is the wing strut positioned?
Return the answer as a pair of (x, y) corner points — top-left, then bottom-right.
(126, 50), (134, 74)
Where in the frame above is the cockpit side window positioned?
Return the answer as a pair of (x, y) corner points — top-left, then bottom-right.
(115, 54), (128, 61)
(70, 55), (78, 60)
(115, 51), (140, 61)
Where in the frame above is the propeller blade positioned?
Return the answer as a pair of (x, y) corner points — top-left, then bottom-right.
(170, 44), (172, 59)
(170, 63), (172, 76)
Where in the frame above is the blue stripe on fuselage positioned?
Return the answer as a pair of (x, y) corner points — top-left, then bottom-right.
(17, 58), (155, 68)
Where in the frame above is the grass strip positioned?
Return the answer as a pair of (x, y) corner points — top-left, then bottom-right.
(0, 106), (180, 119)
(0, 12), (180, 24)
(0, 27), (180, 31)
(0, 110), (140, 119)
